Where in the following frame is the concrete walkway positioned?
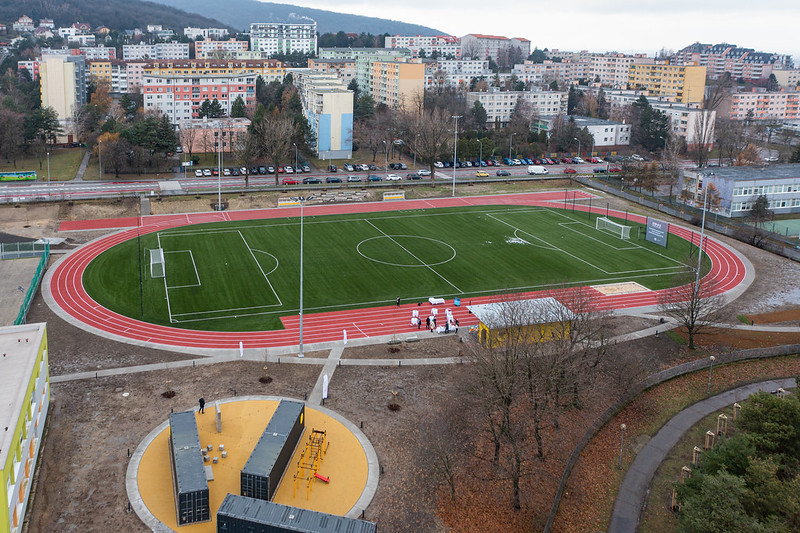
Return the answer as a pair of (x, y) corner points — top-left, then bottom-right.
(308, 344), (344, 405)
(608, 377), (797, 533)
(73, 149), (90, 181)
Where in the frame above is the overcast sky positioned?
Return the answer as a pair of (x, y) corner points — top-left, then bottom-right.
(279, 0), (800, 63)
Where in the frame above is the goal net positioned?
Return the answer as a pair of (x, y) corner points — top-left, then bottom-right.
(150, 248), (165, 278)
(596, 217), (632, 239)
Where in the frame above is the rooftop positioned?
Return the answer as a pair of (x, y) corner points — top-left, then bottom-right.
(0, 323), (46, 466)
(468, 297), (576, 329)
(688, 164), (800, 181)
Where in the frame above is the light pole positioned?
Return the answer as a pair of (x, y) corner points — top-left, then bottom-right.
(706, 356), (716, 394)
(98, 139), (103, 178)
(293, 142), (298, 180)
(298, 195), (305, 357)
(46, 151), (50, 196)
(478, 138), (485, 167)
(382, 140), (388, 180)
(618, 424), (626, 469)
(574, 137), (581, 158)
(509, 132), (516, 160)
(217, 122), (222, 210)
(695, 184), (709, 290)
(452, 115), (461, 197)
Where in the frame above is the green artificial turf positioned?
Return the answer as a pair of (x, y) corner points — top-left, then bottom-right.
(83, 205), (706, 332)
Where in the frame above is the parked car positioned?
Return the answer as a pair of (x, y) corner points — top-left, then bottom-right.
(328, 164), (337, 172)
(194, 169), (203, 177)
(502, 157), (511, 165)
(385, 174), (402, 181)
(609, 167), (622, 172)
(496, 169), (510, 176)
(593, 167), (607, 173)
(560, 158), (572, 163)
(302, 164), (311, 172)
(231, 168), (240, 176)
(211, 168), (219, 176)
(564, 167), (577, 174)
(223, 168), (231, 176)
(303, 177), (322, 184)
(203, 169), (212, 176)
(368, 164), (377, 171)
(326, 176), (342, 183)
(347, 175), (362, 182)
(267, 166), (275, 174)
(572, 157), (585, 164)
(476, 170), (489, 177)
(368, 174), (382, 181)
(284, 166), (294, 174)
(281, 178), (299, 185)
(417, 169), (431, 176)
(343, 163), (354, 171)
(258, 166), (267, 174)
(512, 159), (522, 165)
(277, 166), (284, 173)
(407, 173), (423, 180)
(527, 165), (548, 175)
(359, 164), (369, 171)
(631, 154), (644, 161)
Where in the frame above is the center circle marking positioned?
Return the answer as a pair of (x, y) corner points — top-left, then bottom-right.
(356, 235), (457, 267)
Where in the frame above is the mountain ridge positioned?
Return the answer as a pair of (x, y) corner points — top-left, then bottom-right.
(152, 0), (445, 36)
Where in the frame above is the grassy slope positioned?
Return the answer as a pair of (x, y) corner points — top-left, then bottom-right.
(83, 205), (703, 332)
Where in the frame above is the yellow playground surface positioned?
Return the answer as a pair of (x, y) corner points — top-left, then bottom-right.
(136, 399), (369, 532)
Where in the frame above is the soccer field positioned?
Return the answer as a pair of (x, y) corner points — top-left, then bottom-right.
(83, 205), (704, 332)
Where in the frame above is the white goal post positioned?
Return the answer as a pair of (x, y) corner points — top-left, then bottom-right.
(150, 248), (165, 278)
(596, 217), (632, 239)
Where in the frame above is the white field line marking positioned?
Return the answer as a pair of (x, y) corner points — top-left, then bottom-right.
(164, 250), (201, 289)
(238, 230), (283, 306)
(156, 233), (174, 323)
(557, 221), (639, 251)
(485, 213), (611, 274)
(364, 219), (463, 293)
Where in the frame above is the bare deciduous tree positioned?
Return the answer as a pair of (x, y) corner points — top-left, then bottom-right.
(253, 112), (295, 185)
(658, 268), (725, 350)
(407, 107), (453, 185)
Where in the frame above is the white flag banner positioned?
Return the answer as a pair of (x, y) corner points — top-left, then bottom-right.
(322, 374), (329, 399)
(343, 329), (347, 344)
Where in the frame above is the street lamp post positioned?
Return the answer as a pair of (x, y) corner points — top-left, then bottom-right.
(217, 122), (222, 210)
(706, 356), (716, 394)
(574, 137), (581, 158)
(478, 138), (485, 168)
(452, 115), (461, 197)
(46, 151), (50, 196)
(618, 424), (626, 469)
(383, 140), (389, 177)
(98, 139), (103, 178)
(298, 195), (305, 357)
(293, 142), (298, 180)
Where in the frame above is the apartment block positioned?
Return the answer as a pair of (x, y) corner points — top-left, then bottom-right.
(250, 21), (317, 56)
(143, 72), (256, 124)
(772, 69), (800, 89)
(628, 63), (706, 103)
(87, 59), (129, 93)
(123, 42), (190, 60)
(512, 59), (590, 86)
(178, 117), (250, 154)
(40, 55), (87, 139)
(724, 89), (800, 121)
(319, 48), (412, 99)
(183, 27), (229, 40)
(370, 60), (425, 110)
(0, 323), (49, 533)
(674, 42), (794, 81)
(466, 87), (568, 127)
(384, 35), (461, 59)
(195, 38), (248, 59)
(425, 59), (491, 90)
(307, 58), (355, 84)
(287, 69), (353, 159)
(533, 115), (631, 148)
(590, 53), (653, 88)
(144, 59), (284, 83)
(460, 34), (531, 63)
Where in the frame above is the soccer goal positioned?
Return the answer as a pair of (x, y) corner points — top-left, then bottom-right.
(150, 248), (165, 278)
(596, 217), (632, 239)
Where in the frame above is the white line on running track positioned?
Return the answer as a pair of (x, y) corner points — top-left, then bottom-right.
(363, 219), (463, 293)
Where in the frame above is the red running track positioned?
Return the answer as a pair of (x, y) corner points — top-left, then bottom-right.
(48, 192), (748, 350)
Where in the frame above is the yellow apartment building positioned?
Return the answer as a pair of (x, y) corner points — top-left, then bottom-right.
(628, 63), (706, 104)
(370, 60), (424, 110)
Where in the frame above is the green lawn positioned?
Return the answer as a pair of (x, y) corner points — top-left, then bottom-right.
(0, 148), (84, 181)
(83, 205), (705, 332)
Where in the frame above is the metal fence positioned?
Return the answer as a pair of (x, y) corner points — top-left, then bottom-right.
(14, 243), (49, 325)
(1, 241), (50, 260)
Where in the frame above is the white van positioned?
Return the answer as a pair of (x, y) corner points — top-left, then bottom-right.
(527, 165), (549, 175)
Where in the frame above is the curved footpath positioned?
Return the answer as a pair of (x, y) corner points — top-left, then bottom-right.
(608, 377), (797, 533)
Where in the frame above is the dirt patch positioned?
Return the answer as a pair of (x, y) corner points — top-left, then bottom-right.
(673, 326), (800, 351)
(343, 335), (463, 359)
(744, 307), (800, 325)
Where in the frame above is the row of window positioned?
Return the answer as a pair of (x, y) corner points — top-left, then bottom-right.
(733, 198), (800, 211)
(733, 184), (799, 196)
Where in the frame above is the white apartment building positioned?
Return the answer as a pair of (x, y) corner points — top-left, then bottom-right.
(250, 21), (317, 56)
(674, 42), (794, 81)
(590, 53), (653, 87)
(307, 58), (356, 84)
(512, 60), (590, 86)
(547, 49), (594, 63)
(466, 87), (568, 127)
(461, 34), (531, 63)
(533, 115), (631, 148)
(195, 38), (249, 59)
(384, 35), (461, 59)
(12, 16), (34, 33)
(772, 69), (800, 88)
(40, 55), (87, 140)
(184, 27), (229, 40)
(424, 59), (491, 90)
(723, 89), (800, 121)
(123, 42), (190, 60)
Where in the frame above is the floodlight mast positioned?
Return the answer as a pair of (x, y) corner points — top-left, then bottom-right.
(298, 195), (304, 358)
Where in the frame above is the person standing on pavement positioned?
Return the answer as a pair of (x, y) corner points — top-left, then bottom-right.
(199, 398), (205, 414)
